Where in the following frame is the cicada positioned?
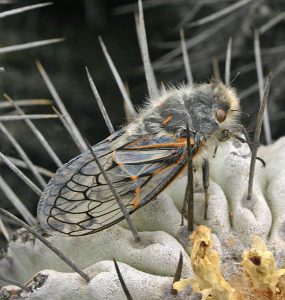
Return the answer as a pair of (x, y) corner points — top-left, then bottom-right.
(37, 81), (240, 236)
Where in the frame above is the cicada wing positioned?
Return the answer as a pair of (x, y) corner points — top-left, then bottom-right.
(37, 129), (125, 234)
(38, 132), (196, 236)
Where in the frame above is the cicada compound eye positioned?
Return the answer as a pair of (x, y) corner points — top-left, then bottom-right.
(216, 109), (227, 123)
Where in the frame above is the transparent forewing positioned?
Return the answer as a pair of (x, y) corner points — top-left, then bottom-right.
(38, 132), (190, 236)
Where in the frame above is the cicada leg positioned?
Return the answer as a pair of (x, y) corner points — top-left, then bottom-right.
(202, 159), (209, 220)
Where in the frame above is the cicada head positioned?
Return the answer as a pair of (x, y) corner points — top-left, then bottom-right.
(211, 80), (240, 135)
(180, 81), (240, 141)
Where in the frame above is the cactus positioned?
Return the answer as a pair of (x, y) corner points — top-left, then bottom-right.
(1, 1), (285, 300)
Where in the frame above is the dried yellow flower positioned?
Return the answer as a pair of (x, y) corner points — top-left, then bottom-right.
(242, 236), (285, 295)
(173, 225), (237, 300)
